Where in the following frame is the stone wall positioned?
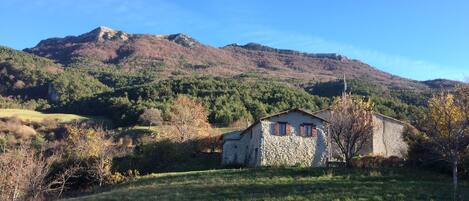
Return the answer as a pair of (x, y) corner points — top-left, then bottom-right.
(243, 123), (262, 166)
(259, 111), (328, 167)
(221, 124), (262, 166)
(222, 140), (239, 165)
(372, 114), (408, 158)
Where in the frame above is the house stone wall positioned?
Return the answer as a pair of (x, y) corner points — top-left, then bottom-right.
(259, 111), (328, 167)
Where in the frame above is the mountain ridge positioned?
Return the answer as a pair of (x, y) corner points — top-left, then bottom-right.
(22, 26), (461, 90)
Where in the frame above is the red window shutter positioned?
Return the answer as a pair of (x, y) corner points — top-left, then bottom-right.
(286, 123), (291, 135)
(274, 122), (279, 135)
(300, 124), (304, 136)
(312, 127), (317, 137)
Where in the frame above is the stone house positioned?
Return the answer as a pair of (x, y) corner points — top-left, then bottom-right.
(222, 109), (329, 167)
(222, 108), (409, 167)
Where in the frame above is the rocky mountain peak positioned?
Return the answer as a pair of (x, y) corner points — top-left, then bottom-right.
(78, 26), (129, 42)
(166, 33), (199, 48)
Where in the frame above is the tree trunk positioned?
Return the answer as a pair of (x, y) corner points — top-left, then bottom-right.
(453, 158), (458, 201)
(345, 155), (352, 168)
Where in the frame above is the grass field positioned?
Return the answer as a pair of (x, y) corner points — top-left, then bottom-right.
(216, 126), (243, 133)
(118, 125), (242, 139)
(0, 109), (108, 124)
(65, 167), (468, 201)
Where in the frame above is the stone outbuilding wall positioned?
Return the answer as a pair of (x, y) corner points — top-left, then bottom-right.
(314, 109), (408, 159)
(371, 113), (408, 157)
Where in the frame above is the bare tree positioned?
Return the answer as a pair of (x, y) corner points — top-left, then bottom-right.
(0, 123), (121, 200)
(0, 144), (58, 201)
(422, 86), (469, 200)
(328, 94), (374, 168)
(139, 108), (163, 129)
(47, 163), (81, 199)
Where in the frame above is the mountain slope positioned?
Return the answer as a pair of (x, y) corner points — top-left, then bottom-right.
(0, 46), (62, 98)
(24, 26), (433, 91)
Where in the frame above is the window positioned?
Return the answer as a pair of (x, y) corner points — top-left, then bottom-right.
(301, 123), (317, 137)
(276, 122), (288, 136)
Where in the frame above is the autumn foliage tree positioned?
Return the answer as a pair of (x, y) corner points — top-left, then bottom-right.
(168, 95), (211, 144)
(422, 86), (469, 199)
(328, 94), (374, 168)
(60, 123), (118, 187)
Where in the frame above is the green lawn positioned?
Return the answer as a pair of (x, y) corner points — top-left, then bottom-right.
(64, 167), (468, 201)
(0, 109), (109, 124)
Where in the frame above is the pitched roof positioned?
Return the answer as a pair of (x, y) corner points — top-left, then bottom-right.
(311, 108), (409, 126)
(222, 130), (243, 142)
(238, 108), (328, 136)
(225, 108), (413, 140)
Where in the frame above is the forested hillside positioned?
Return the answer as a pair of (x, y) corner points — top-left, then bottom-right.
(54, 76), (329, 126)
(1, 27), (463, 128)
(0, 43), (437, 128)
(0, 46), (62, 99)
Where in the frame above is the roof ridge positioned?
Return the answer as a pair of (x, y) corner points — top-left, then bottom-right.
(238, 108), (328, 136)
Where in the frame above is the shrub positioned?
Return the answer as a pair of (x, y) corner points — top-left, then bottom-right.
(53, 123), (124, 189)
(138, 108), (163, 128)
(352, 156), (405, 168)
(0, 144), (58, 201)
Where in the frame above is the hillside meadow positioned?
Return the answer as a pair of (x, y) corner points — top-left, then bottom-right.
(64, 167), (468, 201)
(0, 109), (111, 124)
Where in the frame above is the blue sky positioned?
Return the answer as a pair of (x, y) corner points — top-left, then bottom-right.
(1, 0), (468, 81)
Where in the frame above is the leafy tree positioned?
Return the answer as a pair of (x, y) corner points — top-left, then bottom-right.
(421, 86), (469, 199)
(328, 94), (374, 168)
(139, 108), (163, 129)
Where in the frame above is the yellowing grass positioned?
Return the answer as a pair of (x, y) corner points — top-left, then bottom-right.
(217, 127), (243, 133)
(0, 109), (89, 123)
(65, 167), (469, 201)
(128, 126), (243, 135)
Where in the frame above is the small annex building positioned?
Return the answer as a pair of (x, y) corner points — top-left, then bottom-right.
(313, 109), (409, 159)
